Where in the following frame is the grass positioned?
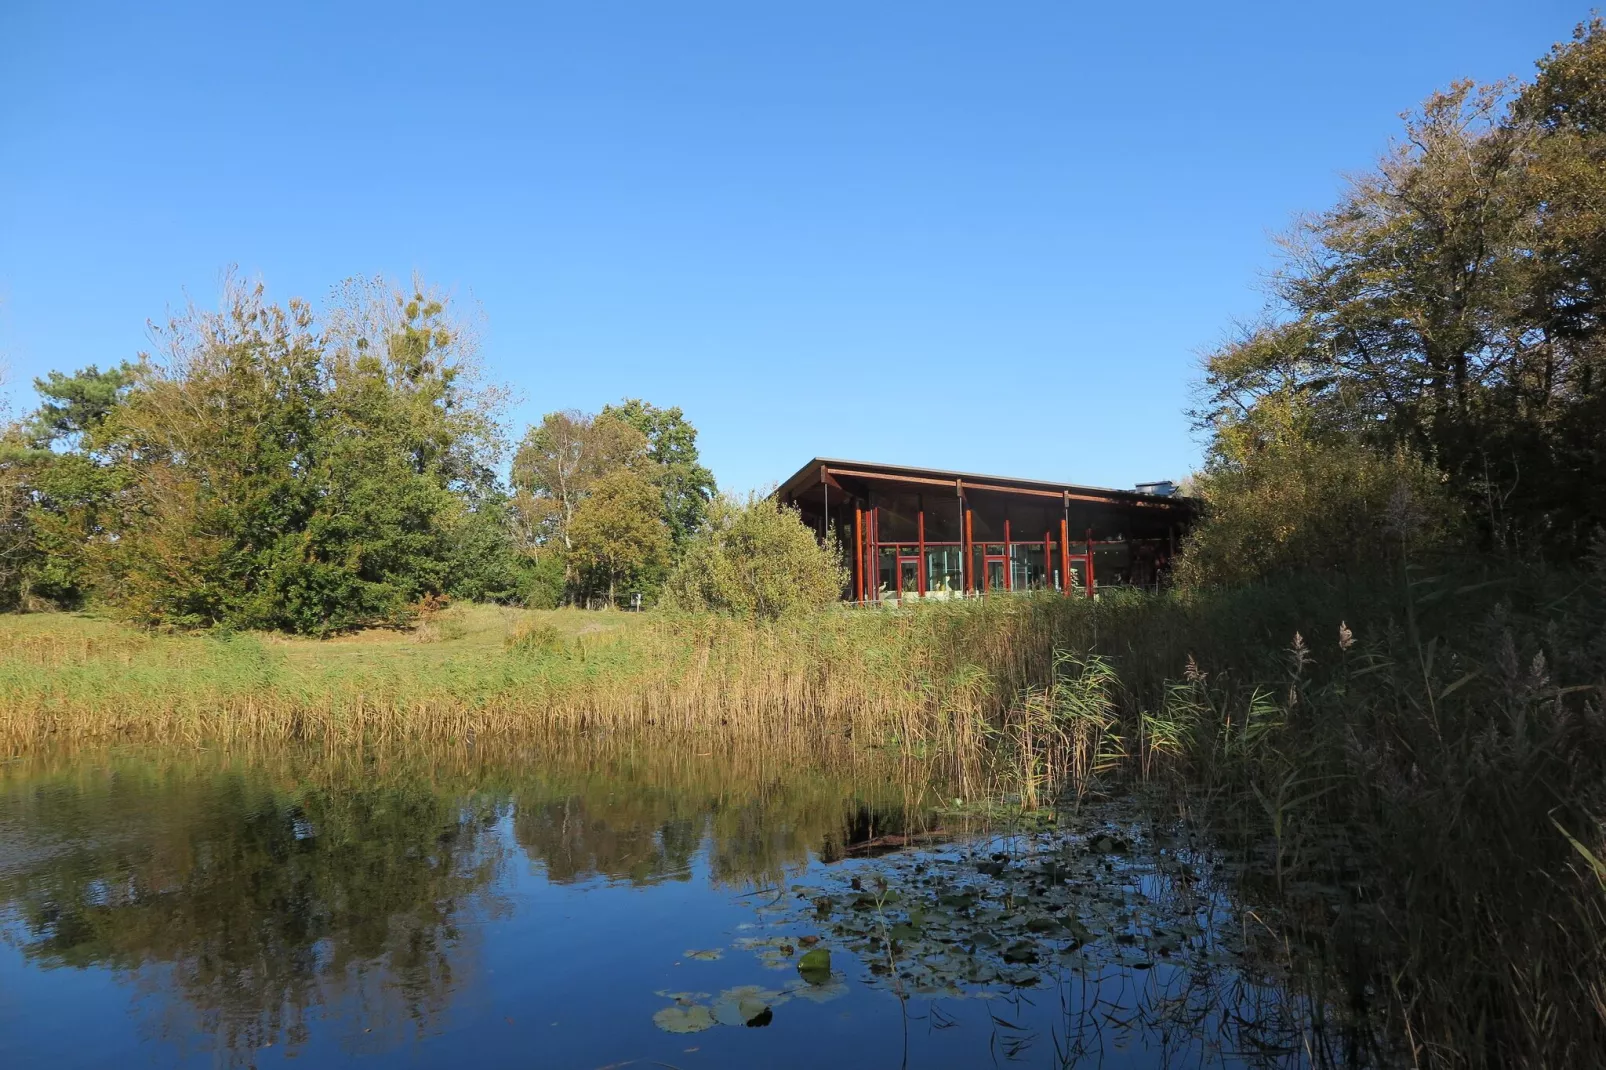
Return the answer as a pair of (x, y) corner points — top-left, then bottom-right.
(2, 563), (1605, 1067)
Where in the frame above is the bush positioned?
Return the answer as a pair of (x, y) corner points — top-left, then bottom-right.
(517, 550), (567, 610)
(504, 620), (564, 656)
(1177, 411), (1461, 588)
(661, 494), (846, 619)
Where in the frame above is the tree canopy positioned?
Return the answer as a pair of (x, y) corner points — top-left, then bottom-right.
(1195, 19), (1606, 559)
(1, 278), (723, 624)
(1, 278), (528, 631)
(511, 399), (718, 607)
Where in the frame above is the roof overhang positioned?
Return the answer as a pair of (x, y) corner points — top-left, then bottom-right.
(775, 458), (1195, 513)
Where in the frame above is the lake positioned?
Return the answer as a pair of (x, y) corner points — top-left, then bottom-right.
(0, 744), (1320, 1068)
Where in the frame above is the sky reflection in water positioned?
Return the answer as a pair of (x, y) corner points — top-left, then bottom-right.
(0, 746), (1312, 1068)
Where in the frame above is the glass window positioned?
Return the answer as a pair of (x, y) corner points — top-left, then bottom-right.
(1010, 544), (1046, 591)
(924, 546), (963, 597)
(877, 547), (897, 601)
(898, 558), (920, 597)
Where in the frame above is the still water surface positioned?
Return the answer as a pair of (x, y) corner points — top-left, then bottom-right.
(0, 746), (1314, 1068)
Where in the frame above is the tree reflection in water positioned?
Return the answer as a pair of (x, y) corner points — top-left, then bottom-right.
(0, 744), (949, 1063)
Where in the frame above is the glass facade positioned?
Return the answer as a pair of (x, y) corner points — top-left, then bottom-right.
(856, 496), (1129, 601)
(1011, 544), (1047, 591)
(924, 546), (963, 597)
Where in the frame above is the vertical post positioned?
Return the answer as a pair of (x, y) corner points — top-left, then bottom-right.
(1059, 516), (1070, 597)
(854, 506), (864, 603)
(1043, 531), (1051, 592)
(872, 506), (881, 600)
(1003, 518), (1012, 591)
(1085, 528), (1095, 599)
(964, 505), (974, 594)
(822, 481), (829, 543)
(956, 480), (965, 596)
(917, 502), (927, 597)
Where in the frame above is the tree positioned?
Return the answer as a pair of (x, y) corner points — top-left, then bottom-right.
(11, 363), (142, 607)
(600, 398), (716, 549)
(662, 494), (847, 619)
(0, 429), (32, 611)
(25, 362), (142, 450)
(1196, 24), (1606, 557)
(88, 276), (508, 633)
(566, 469), (670, 605)
(510, 410), (646, 552)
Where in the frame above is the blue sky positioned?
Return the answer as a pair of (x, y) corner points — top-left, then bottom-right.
(0, 1), (1590, 493)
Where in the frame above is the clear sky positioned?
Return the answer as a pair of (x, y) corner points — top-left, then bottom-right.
(0, 1), (1590, 494)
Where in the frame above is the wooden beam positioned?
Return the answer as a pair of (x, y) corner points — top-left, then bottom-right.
(823, 467), (1176, 508)
(854, 506), (864, 603)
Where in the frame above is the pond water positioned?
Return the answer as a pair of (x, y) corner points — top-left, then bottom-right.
(0, 745), (1319, 1068)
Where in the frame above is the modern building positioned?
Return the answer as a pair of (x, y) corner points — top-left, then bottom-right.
(776, 458), (1195, 603)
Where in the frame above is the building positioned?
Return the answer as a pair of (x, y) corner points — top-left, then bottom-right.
(776, 458), (1195, 602)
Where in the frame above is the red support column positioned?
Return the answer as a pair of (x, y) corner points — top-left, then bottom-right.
(964, 508), (974, 594)
(1085, 528), (1095, 599)
(1003, 518), (1012, 591)
(1059, 517), (1071, 597)
(854, 506), (864, 603)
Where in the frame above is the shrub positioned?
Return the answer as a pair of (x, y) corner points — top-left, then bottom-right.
(1177, 405), (1461, 588)
(504, 620), (564, 656)
(661, 494), (847, 619)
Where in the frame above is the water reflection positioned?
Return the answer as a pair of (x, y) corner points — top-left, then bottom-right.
(0, 745), (1321, 1068)
(0, 763), (509, 1058)
(0, 745), (947, 1065)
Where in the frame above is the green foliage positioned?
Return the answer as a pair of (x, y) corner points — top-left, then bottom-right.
(601, 398), (716, 549)
(511, 401), (715, 607)
(0, 431), (36, 611)
(662, 494), (847, 619)
(567, 469), (671, 604)
(25, 362), (142, 449)
(504, 619), (565, 656)
(1177, 396), (1461, 588)
(517, 550), (567, 610)
(1195, 20), (1606, 557)
(510, 409), (646, 553)
(84, 278), (505, 634)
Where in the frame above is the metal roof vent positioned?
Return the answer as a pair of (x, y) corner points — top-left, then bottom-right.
(1135, 480), (1177, 497)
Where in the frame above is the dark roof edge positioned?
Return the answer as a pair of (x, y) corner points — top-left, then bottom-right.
(775, 457), (1193, 506)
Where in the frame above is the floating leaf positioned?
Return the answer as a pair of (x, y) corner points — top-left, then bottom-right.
(653, 1004), (716, 1034)
(797, 947), (832, 985)
(684, 948), (723, 961)
(710, 984), (788, 1027)
(1002, 940), (1037, 963)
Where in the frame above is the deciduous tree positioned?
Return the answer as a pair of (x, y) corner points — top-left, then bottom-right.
(600, 398), (716, 549)
(566, 469), (670, 605)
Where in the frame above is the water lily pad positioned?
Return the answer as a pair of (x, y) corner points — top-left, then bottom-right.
(785, 976), (849, 1002)
(684, 948), (723, 961)
(653, 990), (710, 1003)
(653, 1004), (716, 1034)
(1001, 965), (1041, 986)
(1002, 940), (1037, 963)
(797, 946), (832, 985)
(711, 987), (775, 1027)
